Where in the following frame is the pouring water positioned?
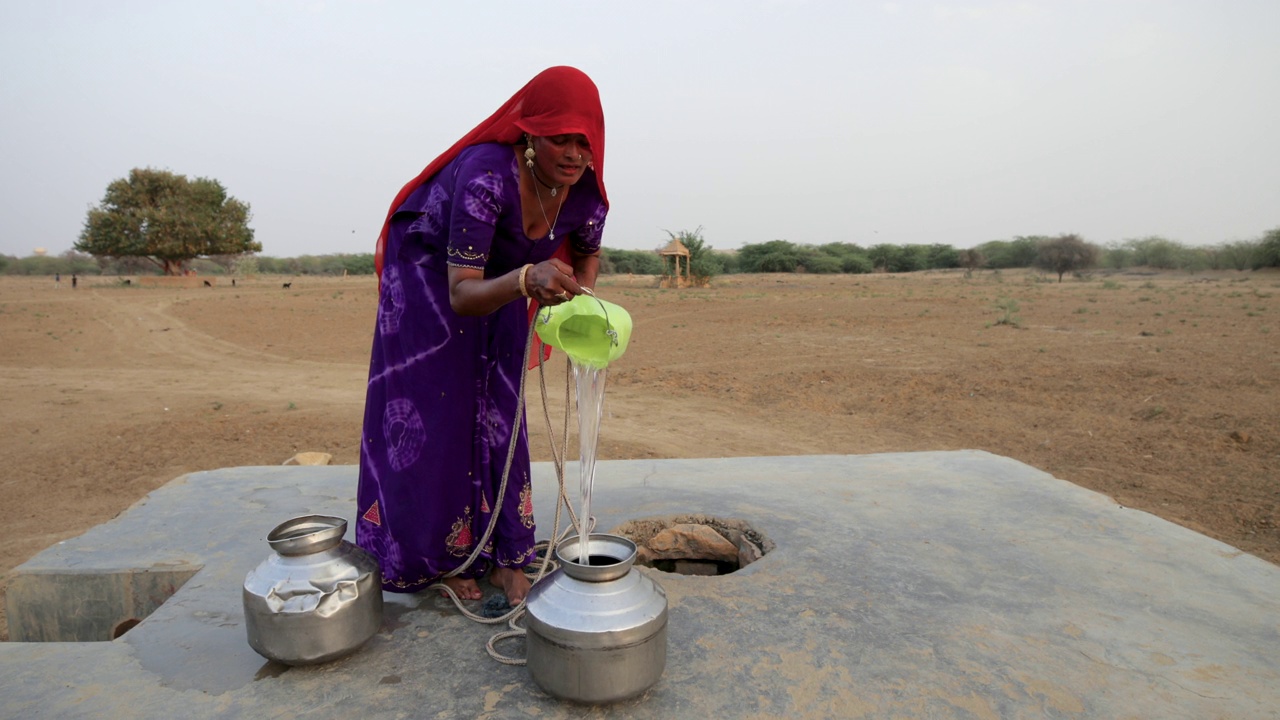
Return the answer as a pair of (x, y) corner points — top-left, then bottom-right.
(535, 292), (632, 563)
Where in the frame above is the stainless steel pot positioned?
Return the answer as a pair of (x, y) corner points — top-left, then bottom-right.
(242, 515), (383, 665)
(524, 533), (668, 703)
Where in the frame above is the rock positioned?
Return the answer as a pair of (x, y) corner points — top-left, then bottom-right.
(283, 452), (333, 466)
(608, 518), (668, 547)
(717, 527), (743, 547)
(635, 546), (655, 566)
(737, 539), (763, 567)
(1229, 431), (1250, 444)
(646, 524), (739, 563)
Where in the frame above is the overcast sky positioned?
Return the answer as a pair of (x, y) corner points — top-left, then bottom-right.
(1, 0), (1276, 259)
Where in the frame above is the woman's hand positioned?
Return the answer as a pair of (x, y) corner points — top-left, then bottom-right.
(447, 258), (585, 316)
(524, 258), (585, 306)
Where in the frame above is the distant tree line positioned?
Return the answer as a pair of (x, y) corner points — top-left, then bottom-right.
(7, 228), (1277, 279)
(0, 251), (376, 277)
(598, 227), (1280, 279)
(43, 169), (1275, 281)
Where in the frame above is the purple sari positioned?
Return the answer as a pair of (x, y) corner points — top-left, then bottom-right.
(357, 143), (606, 592)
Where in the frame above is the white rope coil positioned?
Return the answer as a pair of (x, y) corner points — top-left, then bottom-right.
(427, 306), (591, 665)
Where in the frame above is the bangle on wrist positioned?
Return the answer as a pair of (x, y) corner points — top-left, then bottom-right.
(517, 264), (533, 298)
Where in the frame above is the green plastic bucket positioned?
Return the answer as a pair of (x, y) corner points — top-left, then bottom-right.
(535, 294), (632, 368)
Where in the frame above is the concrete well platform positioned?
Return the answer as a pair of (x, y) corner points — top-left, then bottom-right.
(3, 452), (1279, 719)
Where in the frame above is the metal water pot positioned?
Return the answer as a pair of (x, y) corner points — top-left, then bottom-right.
(242, 515), (383, 665)
(524, 533), (668, 703)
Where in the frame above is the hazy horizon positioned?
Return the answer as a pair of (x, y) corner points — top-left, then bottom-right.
(2, 1), (1277, 259)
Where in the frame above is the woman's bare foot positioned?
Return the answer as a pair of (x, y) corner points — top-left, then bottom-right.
(439, 576), (483, 601)
(489, 567), (531, 606)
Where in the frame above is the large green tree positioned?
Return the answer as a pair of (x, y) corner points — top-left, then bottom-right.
(76, 168), (260, 275)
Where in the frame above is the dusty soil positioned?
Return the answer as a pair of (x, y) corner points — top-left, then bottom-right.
(2, 269), (1277, 640)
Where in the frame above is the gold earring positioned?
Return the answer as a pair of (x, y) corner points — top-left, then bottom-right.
(524, 139), (536, 169)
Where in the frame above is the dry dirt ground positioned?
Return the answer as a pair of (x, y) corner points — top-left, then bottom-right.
(2, 269), (1277, 640)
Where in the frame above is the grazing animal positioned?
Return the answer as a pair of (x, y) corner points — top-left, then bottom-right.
(231, 279), (236, 287)
(203, 280), (212, 287)
(122, 279), (131, 286)
(282, 282), (292, 289)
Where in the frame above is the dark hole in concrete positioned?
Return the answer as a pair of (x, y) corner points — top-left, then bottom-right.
(609, 515), (775, 577)
(650, 559), (741, 576)
(112, 618), (141, 639)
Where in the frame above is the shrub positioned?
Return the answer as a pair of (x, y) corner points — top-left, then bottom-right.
(840, 254), (874, 273)
(815, 242), (872, 272)
(1258, 227), (1280, 268)
(1035, 234), (1100, 282)
(602, 248), (663, 275)
(738, 240), (801, 273)
(1124, 236), (1183, 269)
(756, 251), (799, 273)
(993, 297), (1022, 327)
(924, 243), (961, 269)
(1218, 241), (1259, 271)
(976, 237), (1041, 269)
(1101, 244), (1134, 269)
(800, 253), (842, 274)
(867, 244), (926, 272)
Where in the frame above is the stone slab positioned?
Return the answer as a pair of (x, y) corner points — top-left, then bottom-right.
(3, 452), (1279, 719)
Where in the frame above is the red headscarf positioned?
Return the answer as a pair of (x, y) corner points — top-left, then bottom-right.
(374, 66), (608, 279)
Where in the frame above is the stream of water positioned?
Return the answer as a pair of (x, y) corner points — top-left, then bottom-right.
(572, 360), (608, 564)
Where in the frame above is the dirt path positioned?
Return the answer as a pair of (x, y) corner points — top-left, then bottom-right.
(2, 270), (1276, 640)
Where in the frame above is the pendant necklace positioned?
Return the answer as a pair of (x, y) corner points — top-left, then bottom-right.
(532, 177), (564, 242)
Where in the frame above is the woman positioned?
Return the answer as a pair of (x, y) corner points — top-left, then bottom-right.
(356, 66), (608, 605)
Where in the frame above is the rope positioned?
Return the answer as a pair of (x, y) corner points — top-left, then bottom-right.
(424, 302), (593, 665)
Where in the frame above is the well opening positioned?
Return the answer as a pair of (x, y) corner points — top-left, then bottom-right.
(7, 565), (202, 642)
(609, 515), (774, 576)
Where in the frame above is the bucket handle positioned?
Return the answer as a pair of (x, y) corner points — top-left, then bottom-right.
(580, 288), (620, 347)
(539, 288), (619, 348)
